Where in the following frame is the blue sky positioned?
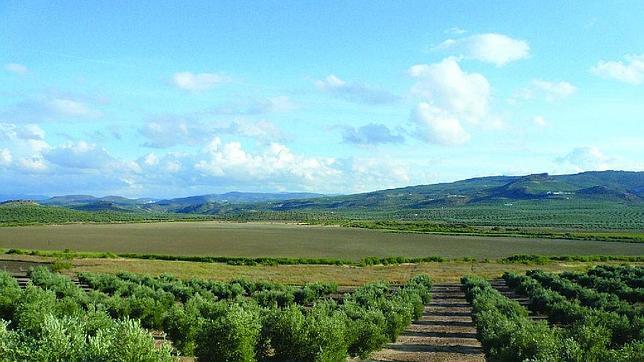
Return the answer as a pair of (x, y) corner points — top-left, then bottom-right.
(1, 1), (643, 197)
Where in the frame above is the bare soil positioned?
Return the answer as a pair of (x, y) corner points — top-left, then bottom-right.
(369, 283), (485, 361)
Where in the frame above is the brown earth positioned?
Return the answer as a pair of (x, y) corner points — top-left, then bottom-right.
(369, 283), (485, 362)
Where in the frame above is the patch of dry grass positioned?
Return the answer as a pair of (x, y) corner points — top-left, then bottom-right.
(3, 254), (639, 285)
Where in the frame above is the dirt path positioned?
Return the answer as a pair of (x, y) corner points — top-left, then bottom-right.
(369, 283), (485, 361)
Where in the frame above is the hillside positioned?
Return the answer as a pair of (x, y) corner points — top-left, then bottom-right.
(263, 171), (643, 212)
(2, 171), (642, 230)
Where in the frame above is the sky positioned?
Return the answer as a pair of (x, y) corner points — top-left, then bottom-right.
(1, 1), (643, 198)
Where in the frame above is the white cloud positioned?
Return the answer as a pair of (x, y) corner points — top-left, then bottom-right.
(140, 118), (284, 148)
(591, 54), (644, 85)
(315, 75), (399, 105)
(17, 124), (45, 140)
(341, 123), (404, 145)
(435, 33), (529, 66)
(172, 72), (230, 92)
(533, 116), (547, 127)
(18, 157), (48, 172)
(409, 57), (490, 123)
(0, 149), (12, 166)
(227, 119), (284, 143)
(195, 138), (339, 183)
(510, 79), (576, 103)
(0, 123), (51, 169)
(143, 153), (159, 166)
(349, 158), (411, 191)
(532, 80), (576, 101)
(557, 146), (614, 171)
(45, 141), (112, 169)
(411, 103), (470, 146)
(140, 119), (209, 148)
(4, 63), (28, 74)
(47, 98), (102, 118)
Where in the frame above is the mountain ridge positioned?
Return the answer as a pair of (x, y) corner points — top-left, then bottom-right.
(7, 170), (643, 214)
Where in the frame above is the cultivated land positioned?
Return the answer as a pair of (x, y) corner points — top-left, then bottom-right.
(0, 221), (643, 259)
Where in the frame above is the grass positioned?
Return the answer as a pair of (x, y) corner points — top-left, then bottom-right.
(0, 222), (643, 260)
(3, 253), (642, 285)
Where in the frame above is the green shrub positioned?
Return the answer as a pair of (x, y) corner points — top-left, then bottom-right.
(195, 302), (261, 362)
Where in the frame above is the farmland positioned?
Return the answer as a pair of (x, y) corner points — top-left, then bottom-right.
(0, 267), (433, 360)
(1, 260), (642, 360)
(462, 264), (643, 361)
(0, 221), (643, 260)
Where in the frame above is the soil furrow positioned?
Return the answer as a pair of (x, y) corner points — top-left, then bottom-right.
(369, 283), (485, 361)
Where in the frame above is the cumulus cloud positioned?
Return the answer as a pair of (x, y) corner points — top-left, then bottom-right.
(0, 149), (12, 166)
(18, 157), (48, 172)
(172, 72), (231, 92)
(510, 79), (576, 103)
(315, 75), (399, 105)
(45, 141), (113, 169)
(46, 98), (103, 118)
(17, 124), (45, 140)
(227, 119), (285, 143)
(409, 57), (490, 124)
(142, 153), (159, 166)
(194, 138), (339, 183)
(532, 80), (576, 101)
(591, 54), (644, 85)
(435, 33), (529, 66)
(557, 146), (615, 171)
(0, 96), (103, 123)
(139, 119), (209, 148)
(411, 103), (470, 146)
(0, 123), (51, 170)
(341, 123), (404, 145)
(4, 63), (28, 74)
(139, 118), (285, 148)
(348, 158), (411, 191)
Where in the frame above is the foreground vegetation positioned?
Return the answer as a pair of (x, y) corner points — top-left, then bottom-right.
(463, 264), (644, 361)
(0, 268), (432, 360)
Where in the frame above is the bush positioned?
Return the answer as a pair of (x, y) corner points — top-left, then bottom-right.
(261, 303), (348, 362)
(195, 302), (261, 362)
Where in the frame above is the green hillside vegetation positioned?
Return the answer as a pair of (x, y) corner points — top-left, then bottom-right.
(0, 202), (206, 226)
(3, 171), (643, 236)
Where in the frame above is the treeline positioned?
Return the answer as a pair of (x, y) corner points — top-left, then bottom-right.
(0, 203), (208, 226)
(0, 268), (433, 360)
(5, 248), (643, 267)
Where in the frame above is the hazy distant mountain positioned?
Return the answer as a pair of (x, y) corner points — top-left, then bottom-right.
(37, 191), (325, 212)
(0, 194), (49, 203)
(7, 171), (643, 215)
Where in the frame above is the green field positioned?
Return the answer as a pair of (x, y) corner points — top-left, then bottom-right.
(1, 221), (642, 259)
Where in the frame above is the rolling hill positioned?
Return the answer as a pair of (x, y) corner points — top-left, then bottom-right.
(261, 171), (643, 212)
(2, 171), (642, 230)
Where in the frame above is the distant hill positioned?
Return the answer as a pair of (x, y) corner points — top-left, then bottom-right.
(263, 171), (643, 212)
(2, 171), (642, 230)
(5, 171), (643, 217)
(37, 191), (324, 213)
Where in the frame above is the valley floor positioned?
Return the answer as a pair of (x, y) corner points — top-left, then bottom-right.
(0, 221), (642, 260)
